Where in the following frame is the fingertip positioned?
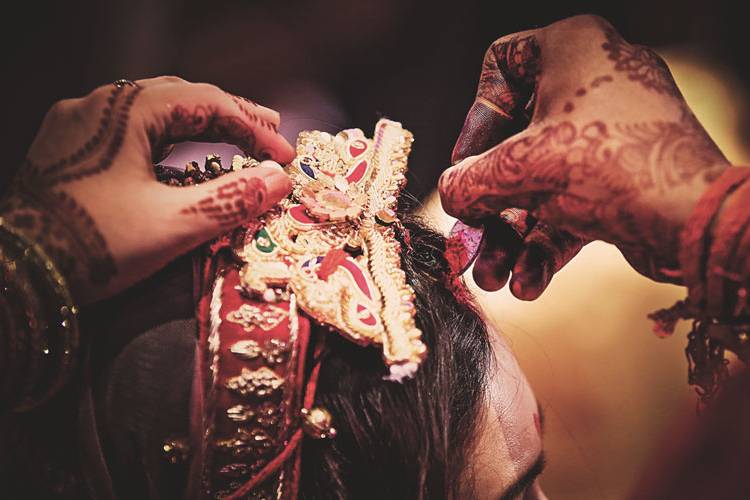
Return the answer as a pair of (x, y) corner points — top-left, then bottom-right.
(271, 141), (296, 165)
(472, 244), (512, 292)
(438, 156), (482, 218)
(510, 277), (532, 300)
(261, 168), (293, 203)
(510, 248), (550, 300)
(473, 263), (510, 292)
(510, 274), (544, 301)
(236, 165), (292, 212)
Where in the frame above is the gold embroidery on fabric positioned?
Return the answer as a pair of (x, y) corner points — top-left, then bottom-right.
(225, 367), (284, 398)
(226, 402), (281, 427)
(214, 428), (275, 458)
(230, 340), (262, 360)
(229, 339), (291, 365)
(226, 303), (288, 332)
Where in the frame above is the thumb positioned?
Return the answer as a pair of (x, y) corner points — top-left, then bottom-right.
(162, 162), (292, 245)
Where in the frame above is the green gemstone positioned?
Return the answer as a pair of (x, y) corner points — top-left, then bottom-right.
(255, 228), (277, 254)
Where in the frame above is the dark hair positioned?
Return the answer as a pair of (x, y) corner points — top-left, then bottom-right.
(301, 214), (492, 499)
(0, 213), (492, 500)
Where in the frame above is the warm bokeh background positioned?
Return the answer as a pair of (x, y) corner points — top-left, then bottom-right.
(4, 2), (749, 498)
(421, 55), (750, 498)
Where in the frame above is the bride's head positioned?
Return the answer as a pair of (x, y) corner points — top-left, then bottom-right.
(301, 214), (547, 499)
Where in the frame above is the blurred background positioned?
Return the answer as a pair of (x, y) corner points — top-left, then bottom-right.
(4, 1), (750, 498)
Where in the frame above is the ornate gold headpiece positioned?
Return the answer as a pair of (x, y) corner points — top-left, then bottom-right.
(238, 119), (426, 380)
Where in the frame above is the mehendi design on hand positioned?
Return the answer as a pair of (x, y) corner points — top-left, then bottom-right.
(3, 86), (142, 288)
(1, 188), (116, 287)
(476, 34), (541, 118)
(29, 86), (142, 186)
(441, 118), (725, 258)
(565, 76), (613, 113)
(158, 105), (257, 154)
(453, 34), (542, 164)
(227, 94), (278, 133)
(180, 177), (268, 228)
(601, 26), (680, 97)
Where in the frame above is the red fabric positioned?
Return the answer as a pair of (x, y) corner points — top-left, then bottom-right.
(706, 179), (750, 316)
(679, 167), (750, 310)
(188, 230), (325, 499)
(226, 337), (326, 500)
(186, 253), (219, 500)
(186, 232), (315, 499)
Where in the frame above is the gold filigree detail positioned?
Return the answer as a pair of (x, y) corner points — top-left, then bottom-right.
(236, 120), (426, 380)
(225, 367), (284, 398)
(226, 303), (288, 332)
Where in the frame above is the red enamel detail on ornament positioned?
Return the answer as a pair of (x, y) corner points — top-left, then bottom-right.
(289, 204), (318, 224)
(349, 140), (367, 158)
(356, 304), (377, 326)
(346, 160), (368, 183)
(339, 257), (373, 300)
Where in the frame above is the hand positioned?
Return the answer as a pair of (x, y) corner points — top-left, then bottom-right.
(439, 15), (729, 298)
(0, 76), (294, 304)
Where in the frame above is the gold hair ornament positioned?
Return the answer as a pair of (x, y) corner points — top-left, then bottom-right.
(237, 119), (426, 380)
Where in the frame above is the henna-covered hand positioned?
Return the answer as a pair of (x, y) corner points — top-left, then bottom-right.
(440, 15), (729, 298)
(0, 76), (294, 303)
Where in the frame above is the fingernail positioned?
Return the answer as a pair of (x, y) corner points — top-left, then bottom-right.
(258, 160), (284, 171)
(447, 221), (485, 275)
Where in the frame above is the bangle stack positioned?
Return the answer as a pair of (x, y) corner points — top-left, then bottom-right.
(649, 166), (750, 402)
(0, 217), (79, 412)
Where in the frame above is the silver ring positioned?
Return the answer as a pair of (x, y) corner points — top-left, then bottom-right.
(112, 79), (137, 88)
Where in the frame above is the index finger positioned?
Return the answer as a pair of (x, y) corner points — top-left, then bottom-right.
(138, 81), (295, 164)
(452, 30), (541, 164)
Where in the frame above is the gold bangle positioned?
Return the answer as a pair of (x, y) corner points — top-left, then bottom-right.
(0, 216), (79, 411)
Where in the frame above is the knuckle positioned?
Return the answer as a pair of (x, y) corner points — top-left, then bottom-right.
(47, 97), (81, 117)
(193, 82), (224, 98)
(156, 75), (188, 85)
(81, 84), (115, 108)
(487, 35), (514, 58)
(549, 14), (612, 39)
(642, 46), (669, 68)
(565, 14), (610, 31)
(47, 99), (70, 115)
(483, 42), (499, 62)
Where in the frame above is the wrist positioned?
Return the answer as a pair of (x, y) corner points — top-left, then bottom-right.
(0, 192), (93, 303)
(679, 166), (750, 309)
(659, 164), (730, 269)
(647, 166), (750, 401)
(0, 216), (80, 411)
